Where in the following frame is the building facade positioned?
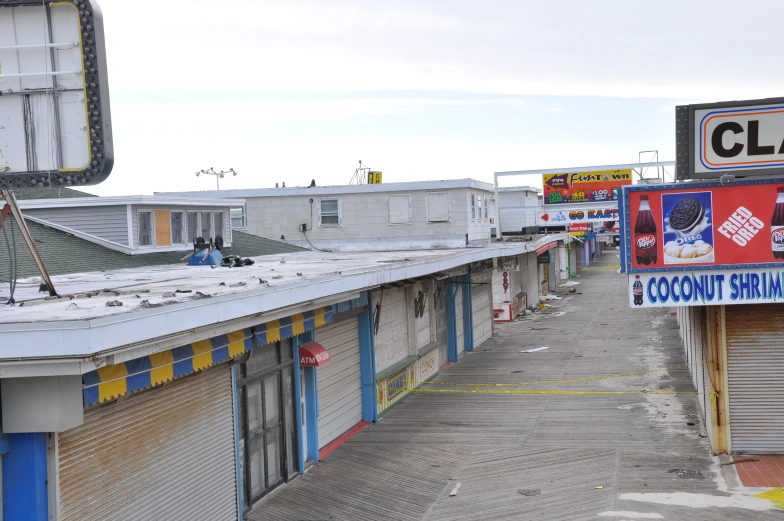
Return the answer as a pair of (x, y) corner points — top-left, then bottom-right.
(158, 179), (495, 252)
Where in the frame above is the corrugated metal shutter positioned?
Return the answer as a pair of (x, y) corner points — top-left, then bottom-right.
(58, 364), (237, 521)
(373, 288), (409, 372)
(726, 304), (784, 453)
(473, 272), (493, 347)
(316, 317), (362, 448)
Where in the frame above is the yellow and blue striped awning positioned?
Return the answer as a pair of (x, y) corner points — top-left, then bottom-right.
(82, 306), (334, 406)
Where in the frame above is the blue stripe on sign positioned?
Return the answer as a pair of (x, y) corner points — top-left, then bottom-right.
(83, 386), (99, 406)
(212, 346), (230, 364)
(126, 370), (152, 394)
(325, 307), (334, 322)
(244, 330), (253, 352)
(279, 316), (293, 339)
(124, 356), (152, 376)
(173, 359), (193, 378)
(211, 334), (229, 350)
(171, 344), (194, 361)
(304, 317), (315, 331)
(82, 369), (102, 386)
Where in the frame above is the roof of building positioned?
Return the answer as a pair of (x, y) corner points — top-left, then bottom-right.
(156, 178), (495, 199)
(0, 218), (304, 284)
(17, 195), (246, 210)
(8, 187), (97, 200)
(0, 233), (568, 363)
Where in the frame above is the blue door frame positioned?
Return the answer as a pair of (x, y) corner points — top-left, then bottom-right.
(3, 433), (48, 521)
(462, 272), (474, 352)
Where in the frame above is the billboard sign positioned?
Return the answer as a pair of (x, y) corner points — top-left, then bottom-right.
(539, 207), (618, 224)
(543, 169), (631, 205)
(623, 178), (784, 273)
(629, 268), (784, 308)
(676, 97), (784, 180)
(0, 0), (112, 190)
(568, 223), (588, 236)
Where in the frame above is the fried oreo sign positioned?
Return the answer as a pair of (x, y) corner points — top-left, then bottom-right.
(623, 179), (784, 272)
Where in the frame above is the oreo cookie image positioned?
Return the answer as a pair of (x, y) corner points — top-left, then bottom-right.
(669, 197), (705, 233)
(661, 191), (714, 265)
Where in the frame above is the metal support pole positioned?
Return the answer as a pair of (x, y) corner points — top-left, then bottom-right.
(0, 190), (57, 296)
(493, 172), (502, 241)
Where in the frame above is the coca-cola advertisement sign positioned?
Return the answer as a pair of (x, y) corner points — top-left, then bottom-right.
(623, 179), (784, 272)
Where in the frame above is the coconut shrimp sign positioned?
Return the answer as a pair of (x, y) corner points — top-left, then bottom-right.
(622, 179), (784, 273)
(629, 269), (784, 308)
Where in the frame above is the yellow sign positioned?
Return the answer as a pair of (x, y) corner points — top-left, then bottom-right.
(368, 171), (383, 184)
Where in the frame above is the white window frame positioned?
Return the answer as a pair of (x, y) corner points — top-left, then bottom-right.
(199, 210), (213, 240)
(170, 211), (185, 245)
(318, 198), (341, 227)
(471, 193), (477, 220)
(137, 210), (155, 248)
(185, 211), (199, 243)
(214, 211), (225, 239)
(387, 194), (412, 225)
(426, 192), (450, 223)
(230, 205), (247, 230)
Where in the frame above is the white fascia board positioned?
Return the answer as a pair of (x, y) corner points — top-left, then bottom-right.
(155, 179), (495, 199)
(495, 161), (674, 177)
(18, 196), (247, 210)
(498, 186), (542, 193)
(0, 235), (567, 364)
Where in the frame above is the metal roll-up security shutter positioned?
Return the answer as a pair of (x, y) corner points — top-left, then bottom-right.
(726, 304), (784, 453)
(473, 272), (493, 347)
(374, 287), (409, 372)
(316, 316), (362, 448)
(58, 364), (237, 521)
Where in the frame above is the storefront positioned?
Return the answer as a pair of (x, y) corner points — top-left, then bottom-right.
(725, 304), (784, 454)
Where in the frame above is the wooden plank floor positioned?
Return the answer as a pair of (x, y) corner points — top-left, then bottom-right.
(253, 252), (781, 520)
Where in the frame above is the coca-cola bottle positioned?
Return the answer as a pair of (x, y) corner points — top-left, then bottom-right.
(633, 275), (643, 306)
(634, 195), (657, 265)
(772, 187), (784, 260)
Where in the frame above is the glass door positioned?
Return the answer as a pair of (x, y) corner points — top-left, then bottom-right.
(238, 339), (298, 508)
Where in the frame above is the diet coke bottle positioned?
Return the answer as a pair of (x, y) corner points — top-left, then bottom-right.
(633, 275), (643, 306)
(772, 187), (784, 260)
(634, 195), (658, 265)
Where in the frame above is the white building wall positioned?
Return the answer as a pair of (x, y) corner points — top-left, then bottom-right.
(522, 253), (539, 308)
(472, 271), (493, 347)
(242, 188), (492, 251)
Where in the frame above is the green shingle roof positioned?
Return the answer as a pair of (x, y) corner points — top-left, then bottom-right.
(0, 218), (304, 283)
(10, 187), (97, 200)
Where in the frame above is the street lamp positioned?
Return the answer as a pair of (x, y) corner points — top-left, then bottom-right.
(195, 167), (238, 190)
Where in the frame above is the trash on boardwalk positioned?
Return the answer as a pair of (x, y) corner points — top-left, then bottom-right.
(522, 347), (549, 353)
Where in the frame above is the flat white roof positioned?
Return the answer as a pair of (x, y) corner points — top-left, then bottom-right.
(16, 195), (246, 210)
(498, 186), (541, 193)
(0, 235), (568, 362)
(156, 178), (494, 199)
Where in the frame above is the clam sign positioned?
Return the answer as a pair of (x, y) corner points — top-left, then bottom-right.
(676, 97), (784, 179)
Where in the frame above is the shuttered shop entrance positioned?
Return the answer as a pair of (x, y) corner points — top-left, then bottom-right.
(316, 317), (362, 448)
(58, 364), (237, 521)
(726, 304), (784, 453)
(472, 272), (493, 347)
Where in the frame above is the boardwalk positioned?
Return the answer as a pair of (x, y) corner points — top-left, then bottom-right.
(255, 251), (781, 520)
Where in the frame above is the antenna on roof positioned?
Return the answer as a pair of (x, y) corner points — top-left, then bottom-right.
(349, 160), (371, 185)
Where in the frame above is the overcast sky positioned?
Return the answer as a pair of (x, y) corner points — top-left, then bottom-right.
(87, 0), (784, 195)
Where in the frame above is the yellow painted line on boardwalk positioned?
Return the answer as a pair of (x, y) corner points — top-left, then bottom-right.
(754, 488), (784, 509)
(378, 387), (699, 396)
(402, 363), (705, 388)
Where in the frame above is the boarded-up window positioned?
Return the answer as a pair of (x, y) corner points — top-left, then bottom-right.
(427, 192), (449, 222)
(388, 195), (411, 224)
(155, 210), (171, 247)
(186, 212), (199, 242)
(171, 212), (184, 244)
(138, 212), (153, 246)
